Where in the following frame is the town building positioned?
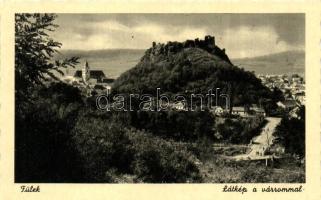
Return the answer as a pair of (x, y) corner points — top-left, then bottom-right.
(231, 106), (248, 117)
(258, 73), (305, 106)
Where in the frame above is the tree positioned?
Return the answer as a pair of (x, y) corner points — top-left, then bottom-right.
(274, 106), (305, 157)
(15, 13), (79, 105)
(271, 87), (285, 102)
(15, 14), (82, 182)
(15, 90), (86, 182)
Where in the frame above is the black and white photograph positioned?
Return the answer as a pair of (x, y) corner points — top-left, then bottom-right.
(15, 13), (305, 183)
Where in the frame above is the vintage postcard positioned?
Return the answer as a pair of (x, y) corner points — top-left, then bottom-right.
(0, 1), (320, 200)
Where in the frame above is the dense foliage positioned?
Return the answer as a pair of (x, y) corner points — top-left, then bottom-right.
(73, 112), (201, 183)
(15, 83), (86, 182)
(216, 116), (266, 144)
(15, 13), (79, 104)
(16, 83), (204, 183)
(128, 109), (215, 141)
(274, 106), (305, 157)
(15, 13), (80, 182)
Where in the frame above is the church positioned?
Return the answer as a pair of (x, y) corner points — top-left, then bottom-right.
(73, 61), (114, 85)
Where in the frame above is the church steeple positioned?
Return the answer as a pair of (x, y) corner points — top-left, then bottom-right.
(82, 60), (90, 84)
(85, 60), (89, 70)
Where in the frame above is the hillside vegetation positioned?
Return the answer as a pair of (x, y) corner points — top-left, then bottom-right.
(113, 37), (273, 108)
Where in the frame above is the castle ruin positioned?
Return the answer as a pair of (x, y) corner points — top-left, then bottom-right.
(149, 35), (231, 64)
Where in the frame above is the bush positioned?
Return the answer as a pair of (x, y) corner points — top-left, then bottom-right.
(16, 83), (204, 183)
(15, 84), (86, 182)
(216, 116), (266, 144)
(71, 111), (202, 183)
(240, 163), (273, 183)
(71, 111), (134, 182)
(274, 107), (305, 157)
(127, 129), (201, 183)
(129, 110), (214, 142)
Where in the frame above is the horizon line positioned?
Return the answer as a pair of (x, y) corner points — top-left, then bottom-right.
(59, 48), (305, 60)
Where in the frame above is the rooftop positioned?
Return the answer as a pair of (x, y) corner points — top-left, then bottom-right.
(74, 70), (107, 80)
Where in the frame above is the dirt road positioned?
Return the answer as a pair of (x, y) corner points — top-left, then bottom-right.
(232, 117), (281, 161)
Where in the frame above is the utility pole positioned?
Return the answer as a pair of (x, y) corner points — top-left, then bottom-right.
(266, 128), (270, 146)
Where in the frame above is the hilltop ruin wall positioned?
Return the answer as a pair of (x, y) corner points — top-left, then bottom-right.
(148, 35), (232, 64)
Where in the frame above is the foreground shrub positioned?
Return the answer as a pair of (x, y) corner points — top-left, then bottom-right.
(15, 84), (86, 182)
(274, 106), (305, 157)
(216, 115), (266, 144)
(71, 111), (134, 182)
(72, 111), (202, 183)
(200, 157), (305, 183)
(240, 163), (273, 183)
(127, 129), (201, 183)
(129, 110), (214, 142)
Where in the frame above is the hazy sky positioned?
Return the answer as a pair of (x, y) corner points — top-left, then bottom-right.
(54, 13), (305, 58)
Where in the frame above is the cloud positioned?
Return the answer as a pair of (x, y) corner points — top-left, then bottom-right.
(57, 20), (208, 50)
(54, 14), (304, 58)
(132, 23), (208, 43)
(217, 26), (303, 58)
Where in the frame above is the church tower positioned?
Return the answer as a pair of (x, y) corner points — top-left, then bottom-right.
(82, 60), (90, 84)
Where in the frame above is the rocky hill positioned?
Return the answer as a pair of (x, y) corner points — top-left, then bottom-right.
(112, 35), (273, 107)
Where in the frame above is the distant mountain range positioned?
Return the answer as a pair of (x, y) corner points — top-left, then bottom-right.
(56, 49), (145, 78)
(232, 50), (305, 76)
(56, 49), (304, 78)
